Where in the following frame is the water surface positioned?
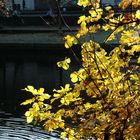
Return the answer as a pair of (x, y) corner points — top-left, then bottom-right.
(0, 111), (62, 140)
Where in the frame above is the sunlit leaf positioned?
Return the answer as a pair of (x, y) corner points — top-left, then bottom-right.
(26, 116), (33, 123)
(21, 1), (140, 139)
(57, 58), (71, 70)
(138, 57), (140, 63)
(38, 88), (45, 94)
(70, 72), (78, 83)
(136, 10), (140, 19)
(105, 6), (112, 11)
(21, 98), (35, 105)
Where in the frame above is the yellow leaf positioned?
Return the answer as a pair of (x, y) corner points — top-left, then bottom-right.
(33, 103), (40, 111)
(68, 135), (74, 140)
(44, 94), (51, 99)
(130, 74), (139, 81)
(78, 15), (86, 24)
(60, 98), (65, 104)
(119, 0), (131, 10)
(24, 85), (34, 92)
(24, 85), (38, 95)
(70, 72), (78, 83)
(89, 9), (97, 17)
(38, 88), (45, 94)
(57, 58), (71, 70)
(53, 93), (60, 98)
(27, 85), (34, 91)
(27, 115), (33, 123)
(65, 84), (71, 90)
(136, 10), (140, 19)
(61, 132), (67, 138)
(77, 0), (90, 7)
(137, 57), (140, 63)
(21, 98), (35, 105)
(84, 102), (92, 110)
(131, 45), (140, 53)
(59, 122), (64, 129)
(64, 35), (77, 49)
(81, 21), (86, 28)
(105, 6), (112, 11)
(38, 94), (50, 101)
(25, 111), (30, 117)
(65, 43), (69, 49)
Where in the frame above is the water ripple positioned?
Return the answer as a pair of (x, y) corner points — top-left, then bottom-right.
(0, 111), (62, 140)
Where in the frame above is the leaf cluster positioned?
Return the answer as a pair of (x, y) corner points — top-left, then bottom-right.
(21, 0), (140, 140)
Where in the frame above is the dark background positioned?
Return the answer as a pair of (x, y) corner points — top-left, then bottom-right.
(0, 45), (79, 116)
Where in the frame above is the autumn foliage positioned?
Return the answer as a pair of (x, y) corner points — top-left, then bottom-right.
(21, 0), (140, 139)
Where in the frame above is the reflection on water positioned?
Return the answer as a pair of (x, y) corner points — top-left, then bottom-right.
(0, 111), (62, 140)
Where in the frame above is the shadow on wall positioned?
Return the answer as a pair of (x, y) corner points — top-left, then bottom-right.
(0, 46), (79, 116)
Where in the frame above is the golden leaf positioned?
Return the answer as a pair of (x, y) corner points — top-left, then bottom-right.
(105, 6), (112, 11)
(70, 72), (78, 83)
(78, 15), (86, 24)
(137, 57), (140, 63)
(57, 58), (71, 70)
(59, 122), (65, 129)
(61, 132), (67, 138)
(26, 115), (33, 123)
(53, 93), (60, 98)
(25, 111), (30, 117)
(21, 98), (35, 105)
(119, 0), (131, 10)
(136, 10), (140, 19)
(89, 9), (97, 17)
(38, 88), (45, 94)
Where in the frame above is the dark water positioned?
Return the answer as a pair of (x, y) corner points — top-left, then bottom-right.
(0, 111), (62, 140)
